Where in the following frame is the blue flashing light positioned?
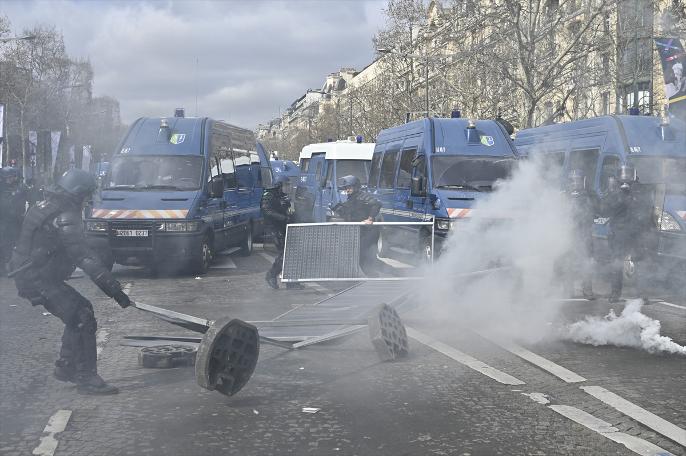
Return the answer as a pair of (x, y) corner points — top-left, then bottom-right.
(629, 107), (640, 116)
(451, 109), (461, 118)
(356, 135), (363, 143)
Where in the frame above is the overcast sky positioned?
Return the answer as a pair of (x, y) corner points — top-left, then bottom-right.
(3, 0), (387, 128)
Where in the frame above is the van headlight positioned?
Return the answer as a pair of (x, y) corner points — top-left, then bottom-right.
(86, 221), (108, 232)
(655, 207), (682, 232)
(436, 218), (452, 231)
(155, 221), (201, 232)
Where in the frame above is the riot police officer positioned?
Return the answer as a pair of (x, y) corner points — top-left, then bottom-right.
(562, 169), (597, 299)
(603, 165), (654, 302)
(9, 169), (131, 395)
(0, 167), (28, 269)
(333, 175), (394, 277)
(261, 174), (302, 289)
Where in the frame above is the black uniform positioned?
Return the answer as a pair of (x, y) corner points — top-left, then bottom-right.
(334, 190), (391, 277)
(10, 189), (129, 394)
(0, 176), (28, 267)
(261, 185), (292, 284)
(603, 185), (655, 300)
(565, 190), (598, 297)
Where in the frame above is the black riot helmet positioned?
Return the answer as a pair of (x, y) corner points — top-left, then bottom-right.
(337, 175), (361, 193)
(272, 173), (290, 191)
(567, 169), (586, 196)
(56, 169), (97, 201)
(617, 164), (637, 191)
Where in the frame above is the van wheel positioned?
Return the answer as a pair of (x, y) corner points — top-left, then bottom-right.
(240, 225), (253, 257)
(377, 230), (389, 258)
(191, 235), (212, 274)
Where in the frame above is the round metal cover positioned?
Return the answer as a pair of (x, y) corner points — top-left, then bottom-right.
(139, 345), (197, 369)
(195, 317), (260, 397)
(368, 304), (409, 361)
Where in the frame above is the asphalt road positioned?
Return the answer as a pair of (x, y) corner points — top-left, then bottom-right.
(1, 244), (685, 456)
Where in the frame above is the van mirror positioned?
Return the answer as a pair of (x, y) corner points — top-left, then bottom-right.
(209, 176), (224, 198)
(411, 176), (426, 197)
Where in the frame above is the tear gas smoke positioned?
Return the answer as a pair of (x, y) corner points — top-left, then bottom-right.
(420, 156), (575, 341)
(564, 299), (686, 355)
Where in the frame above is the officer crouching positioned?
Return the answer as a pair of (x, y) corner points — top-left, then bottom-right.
(9, 169), (131, 395)
(261, 174), (303, 290)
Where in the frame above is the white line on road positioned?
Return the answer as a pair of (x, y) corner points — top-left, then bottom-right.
(95, 329), (110, 360)
(477, 334), (586, 383)
(122, 282), (133, 294)
(305, 282), (335, 296)
(406, 327), (525, 386)
(32, 409), (72, 456)
(656, 301), (686, 311)
(549, 405), (675, 456)
(258, 252), (276, 264)
(581, 385), (686, 447)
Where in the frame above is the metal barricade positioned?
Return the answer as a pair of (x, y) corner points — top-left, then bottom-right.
(281, 221), (434, 282)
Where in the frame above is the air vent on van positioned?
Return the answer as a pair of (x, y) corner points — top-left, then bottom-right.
(102, 197), (125, 201)
(448, 197), (475, 201)
(161, 197), (189, 201)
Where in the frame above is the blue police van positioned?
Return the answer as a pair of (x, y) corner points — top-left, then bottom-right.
(86, 114), (272, 273)
(294, 139), (375, 222)
(515, 114), (686, 275)
(369, 117), (518, 259)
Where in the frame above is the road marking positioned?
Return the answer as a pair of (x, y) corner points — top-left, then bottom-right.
(122, 282), (133, 294)
(656, 301), (686, 311)
(581, 386), (686, 447)
(477, 334), (586, 383)
(521, 392), (550, 405)
(210, 257), (237, 269)
(258, 252), (276, 263)
(406, 327), (525, 385)
(549, 405), (675, 456)
(305, 282), (334, 296)
(32, 409), (72, 456)
(95, 329), (110, 360)
(217, 246), (240, 256)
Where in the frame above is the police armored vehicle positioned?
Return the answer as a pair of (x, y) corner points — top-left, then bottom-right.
(369, 116), (518, 260)
(294, 138), (374, 222)
(86, 112), (272, 273)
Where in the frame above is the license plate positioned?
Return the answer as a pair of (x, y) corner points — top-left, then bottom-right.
(115, 229), (148, 237)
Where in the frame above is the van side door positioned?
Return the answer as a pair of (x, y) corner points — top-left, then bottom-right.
(376, 144), (401, 222)
(309, 155), (327, 222)
(207, 131), (230, 250)
(232, 148), (253, 237)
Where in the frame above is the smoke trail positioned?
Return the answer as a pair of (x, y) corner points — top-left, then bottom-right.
(564, 299), (686, 355)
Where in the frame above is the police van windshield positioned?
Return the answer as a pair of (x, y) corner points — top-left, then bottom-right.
(336, 160), (370, 185)
(630, 156), (686, 193)
(106, 155), (203, 191)
(432, 156), (514, 192)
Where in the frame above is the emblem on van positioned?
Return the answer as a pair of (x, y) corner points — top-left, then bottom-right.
(170, 134), (186, 145)
(480, 135), (495, 147)
(120, 147), (131, 154)
(629, 146), (641, 154)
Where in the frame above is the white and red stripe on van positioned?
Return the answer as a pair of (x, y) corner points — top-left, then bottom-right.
(90, 209), (188, 219)
(447, 208), (472, 219)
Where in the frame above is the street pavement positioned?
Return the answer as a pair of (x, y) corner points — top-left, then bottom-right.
(1, 245), (685, 456)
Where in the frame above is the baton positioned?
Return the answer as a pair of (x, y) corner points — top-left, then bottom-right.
(7, 260), (33, 279)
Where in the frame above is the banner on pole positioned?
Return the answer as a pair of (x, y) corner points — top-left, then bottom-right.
(0, 104), (4, 167)
(82, 145), (91, 171)
(655, 38), (686, 106)
(50, 131), (61, 171)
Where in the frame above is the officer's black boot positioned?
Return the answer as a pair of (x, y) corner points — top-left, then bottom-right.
(75, 372), (119, 395)
(53, 359), (75, 383)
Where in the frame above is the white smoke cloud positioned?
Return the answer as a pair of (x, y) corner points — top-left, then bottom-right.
(564, 299), (686, 355)
(419, 156), (576, 342)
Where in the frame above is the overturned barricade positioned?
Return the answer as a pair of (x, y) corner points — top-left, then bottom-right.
(127, 221), (434, 397)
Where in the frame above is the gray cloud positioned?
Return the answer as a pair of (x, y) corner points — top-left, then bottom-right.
(3, 0), (386, 128)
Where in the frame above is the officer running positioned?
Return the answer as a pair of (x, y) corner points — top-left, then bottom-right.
(9, 169), (131, 395)
(333, 175), (395, 277)
(603, 164), (654, 302)
(261, 174), (303, 289)
(561, 169), (598, 299)
(0, 167), (28, 269)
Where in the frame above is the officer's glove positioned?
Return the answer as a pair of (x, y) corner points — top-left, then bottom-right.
(113, 290), (131, 309)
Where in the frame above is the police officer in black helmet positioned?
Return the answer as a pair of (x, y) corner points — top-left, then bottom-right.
(333, 175), (395, 277)
(603, 164), (653, 302)
(261, 174), (303, 289)
(9, 169), (131, 395)
(562, 169), (597, 299)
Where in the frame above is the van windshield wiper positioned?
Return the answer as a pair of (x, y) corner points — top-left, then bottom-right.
(437, 184), (481, 192)
(137, 184), (183, 190)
